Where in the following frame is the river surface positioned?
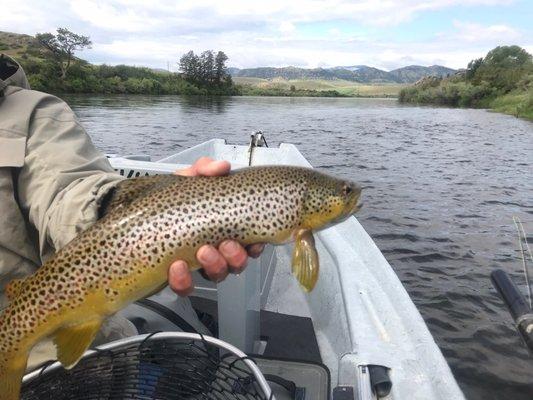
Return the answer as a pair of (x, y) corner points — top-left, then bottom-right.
(64, 95), (533, 400)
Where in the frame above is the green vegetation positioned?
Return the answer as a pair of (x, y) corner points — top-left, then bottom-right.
(234, 77), (405, 97)
(399, 45), (533, 120)
(491, 90), (533, 120)
(0, 30), (407, 98)
(1, 29), (238, 95)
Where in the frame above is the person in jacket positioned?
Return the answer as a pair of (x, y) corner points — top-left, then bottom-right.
(0, 54), (263, 369)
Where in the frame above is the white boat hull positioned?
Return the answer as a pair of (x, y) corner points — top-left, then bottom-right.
(108, 138), (465, 400)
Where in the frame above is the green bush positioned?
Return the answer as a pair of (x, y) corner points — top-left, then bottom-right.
(399, 45), (533, 120)
(519, 91), (533, 119)
(490, 89), (533, 119)
(103, 76), (125, 93)
(66, 78), (86, 93)
(27, 74), (47, 92)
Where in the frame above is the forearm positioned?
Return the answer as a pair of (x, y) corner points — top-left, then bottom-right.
(16, 94), (124, 260)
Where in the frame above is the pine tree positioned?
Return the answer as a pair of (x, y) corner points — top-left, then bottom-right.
(200, 50), (215, 85)
(215, 51), (229, 84)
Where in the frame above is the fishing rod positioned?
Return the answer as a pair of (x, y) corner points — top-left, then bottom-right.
(491, 269), (533, 354)
(491, 217), (533, 354)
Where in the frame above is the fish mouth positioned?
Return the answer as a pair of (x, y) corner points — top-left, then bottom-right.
(353, 199), (363, 213)
(348, 183), (363, 214)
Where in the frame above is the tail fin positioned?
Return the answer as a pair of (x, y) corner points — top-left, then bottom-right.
(0, 352), (27, 400)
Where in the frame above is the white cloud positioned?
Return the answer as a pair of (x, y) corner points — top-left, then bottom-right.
(70, 0), (161, 32)
(2, 0), (530, 70)
(278, 22), (296, 34)
(86, 32), (498, 71)
(2, 0), (70, 33)
(14, 0), (516, 32)
(452, 20), (521, 43)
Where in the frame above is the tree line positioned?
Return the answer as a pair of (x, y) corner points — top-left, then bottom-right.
(178, 50), (232, 87)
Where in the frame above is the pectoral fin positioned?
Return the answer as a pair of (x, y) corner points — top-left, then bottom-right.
(53, 319), (102, 369)
(292, 229), (319, 292)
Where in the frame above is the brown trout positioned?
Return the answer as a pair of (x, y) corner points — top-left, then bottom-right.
(0, 165), (361, 399)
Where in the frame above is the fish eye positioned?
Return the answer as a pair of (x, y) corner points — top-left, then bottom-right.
(342, 184), (352, 196)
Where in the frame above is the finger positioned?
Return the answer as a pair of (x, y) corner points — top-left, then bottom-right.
(168, 260), (194, 296)
(246, 243), (265, 259)
(195, 160), (231, 177)
(174, 166), (196, 177)
(197, 245), (229, 282)
(174, 157), (214, 177)
(219, 240), (248, 274)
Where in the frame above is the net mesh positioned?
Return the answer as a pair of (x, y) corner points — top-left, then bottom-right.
(21, 335), (270, 400)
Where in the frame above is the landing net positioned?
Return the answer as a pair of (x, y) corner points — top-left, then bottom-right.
(22, 332), (273, 400)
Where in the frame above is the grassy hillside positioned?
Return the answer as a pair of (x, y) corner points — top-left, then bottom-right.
(399, 45), (533, 120)
(0, 31), (33, 56)
(0, 31), (46, 61)
(234, 77), (405, 97)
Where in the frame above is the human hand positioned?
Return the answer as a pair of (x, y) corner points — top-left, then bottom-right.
(168, 157), (265, 296)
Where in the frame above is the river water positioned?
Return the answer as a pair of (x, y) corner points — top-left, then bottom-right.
(65, 95), (533, 400)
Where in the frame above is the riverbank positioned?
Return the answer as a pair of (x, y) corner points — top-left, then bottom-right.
(399, 45), (533, 121)
(399, 80), (533, 120)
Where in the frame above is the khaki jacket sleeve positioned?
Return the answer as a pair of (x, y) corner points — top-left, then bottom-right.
(16, 95), (124, 261)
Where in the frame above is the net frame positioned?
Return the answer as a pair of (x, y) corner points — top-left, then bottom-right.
(22, 332), (274, 400)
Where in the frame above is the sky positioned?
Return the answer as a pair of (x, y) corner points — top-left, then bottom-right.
(3, 0), (532, 71)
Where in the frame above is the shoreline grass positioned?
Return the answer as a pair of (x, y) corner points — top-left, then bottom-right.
(490, 90), (533, 120)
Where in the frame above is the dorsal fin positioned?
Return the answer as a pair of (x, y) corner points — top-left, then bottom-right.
(101, 174), (184, 216)
(5, 277), (27, 300)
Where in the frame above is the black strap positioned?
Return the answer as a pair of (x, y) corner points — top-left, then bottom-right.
(0, 54), (18, 81)
(263, 374), (297, 399)
(134, 298), (198, 334)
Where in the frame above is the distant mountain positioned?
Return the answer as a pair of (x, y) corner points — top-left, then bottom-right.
(228, 64), (456, 84)
(346, 66), (392, 83)
(226, 67), (241, 76)
(388, 65), (456, 83)
(232, 66), (338, 80)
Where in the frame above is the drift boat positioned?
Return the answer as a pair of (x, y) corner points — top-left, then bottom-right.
(23, 134), (465, 400)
